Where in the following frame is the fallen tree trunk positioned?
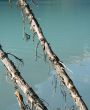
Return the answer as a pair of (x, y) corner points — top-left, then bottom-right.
(17, 0), (88, 110)
(0, 46), (48, 110)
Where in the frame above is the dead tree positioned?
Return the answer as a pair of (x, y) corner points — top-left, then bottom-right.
(0, 46), (48, 110)
(17, 0), (88, 110)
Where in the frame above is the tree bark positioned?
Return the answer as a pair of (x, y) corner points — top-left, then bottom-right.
(0, 46), (48, 110)
(15, 90), (26, 110)
(17, 0), (88, 110)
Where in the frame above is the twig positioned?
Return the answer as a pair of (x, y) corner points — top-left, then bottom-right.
(7, 52), (24, 65)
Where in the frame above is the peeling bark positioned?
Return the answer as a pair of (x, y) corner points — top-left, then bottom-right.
(17, 0), (88, 110)
(0, 47), (48, 110)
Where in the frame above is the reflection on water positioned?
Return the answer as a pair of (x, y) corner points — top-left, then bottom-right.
(0, 0), (90, 110)
(66, 48), (90, 64)
(35, 71), (76, 110)
(35, 58), (90, 110)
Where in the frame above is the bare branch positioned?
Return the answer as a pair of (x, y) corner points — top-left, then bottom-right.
(17, 0), (88, 109)
(0, 46), (48, 110)
(7, 52), (24, 65)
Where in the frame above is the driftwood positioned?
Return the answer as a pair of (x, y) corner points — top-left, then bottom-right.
(0, 46), (48, 110)
(17, 0), (88, 110)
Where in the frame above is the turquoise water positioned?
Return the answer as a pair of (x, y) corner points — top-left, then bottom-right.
(0, 0), (90, 110)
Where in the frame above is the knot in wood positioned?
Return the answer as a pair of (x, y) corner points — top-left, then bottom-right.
(40, 38), (46, 43)
(0, 52), (7, 60)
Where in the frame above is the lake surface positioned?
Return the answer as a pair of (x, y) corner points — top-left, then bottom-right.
(0, 0), (90, 110)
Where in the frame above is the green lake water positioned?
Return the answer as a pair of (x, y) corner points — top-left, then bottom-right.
(0, 0), (90, 109)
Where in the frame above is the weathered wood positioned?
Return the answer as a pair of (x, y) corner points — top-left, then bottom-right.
(15, 90), (26, 110)
(17, 0), (88, 110)
(0, 47), (48, 110)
